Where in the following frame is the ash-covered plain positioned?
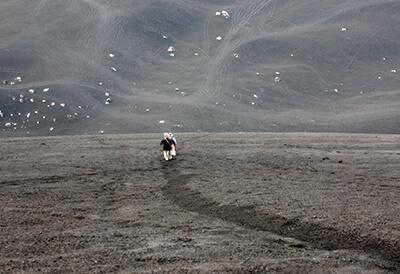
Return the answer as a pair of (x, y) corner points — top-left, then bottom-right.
(1, 0), (400, 136)
(1, 133), (400, 273)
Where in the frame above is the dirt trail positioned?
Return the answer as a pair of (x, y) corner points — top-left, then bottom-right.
(161, 151), (400, 271)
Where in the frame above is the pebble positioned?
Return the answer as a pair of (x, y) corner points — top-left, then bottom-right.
(216, 36), (222, 41)
(43, 88), (50, 92)
(110, 67), (117, 72)
(109, 53), (115, 58)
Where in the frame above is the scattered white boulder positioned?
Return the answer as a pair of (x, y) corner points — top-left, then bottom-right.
(169, 53), (175, 57)
(341, 27), (348, 32)
(167, 46), (175, 52)
(391, 69), (397, 73)
(233, 53), (239, 58)
(28, 89), (35, 94)
(162, 35), (168, 39)
(194, 52), (199, 56)
(109, 53), (115, 58)
(253, 94), (258, 98)
(15, 76), (22, 82)
(60, 103), (66, 107)
(110, 67), (117, 72)
(145, 108), (150, 112)
(5, 122), (11, 127)
(43, 88), (50, 92)
(105, 92), (110, 97)
(49, 127), (54, 132)
(216, 10), (230, 19)
(159, 120), (165, 124)
(216, 36), (222, 41)
(0, 110), (3, 118)
(274, 76), (281, 83)
(98, 82), (104, 86)
(30, 98), (34, 103)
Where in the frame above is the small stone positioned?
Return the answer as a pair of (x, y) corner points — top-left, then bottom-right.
(109, 53), (115, 58)
(110, 67), (117, 72)
(216, 36), (222, 41)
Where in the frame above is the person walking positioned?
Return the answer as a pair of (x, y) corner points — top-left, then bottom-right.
(169, 132), (177, 156)
(160, 132), (173, 161)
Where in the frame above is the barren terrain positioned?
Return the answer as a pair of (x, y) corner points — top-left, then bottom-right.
(1, 133), (400, 273)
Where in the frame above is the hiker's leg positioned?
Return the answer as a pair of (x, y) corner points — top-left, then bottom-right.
(168, 150), (173, 160)
(163, 151), (169, 161)
(171, 145), (176, 156)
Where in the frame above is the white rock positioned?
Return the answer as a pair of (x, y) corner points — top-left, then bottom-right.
(10, 81), (15, 85)
(0, 110), (3, 117)
(42, 99), (46, 103)
(110, 67), (117, 72)
(145, 108), (150, 112)
(109, 53), (115, 58)
(28, 89), (35, 94)
(15, 76), (22, 82)
(50, 102), (56, 106)
(60, 103), (66, 107)
(175, 87), (180, 91)
(30, 98), (34, 103)
(233, 53), (239, 58)
(341, 27), (347, 32)
(256, 72), (260, 75)
(275, 71), (281, 75)
(167, 46), (175, 52)
(159, 120), (165, 124)
(105, 92), (110, 97)
(86, 115), (90, 119)
(34, 111), (38, 114)
(216, 36), (222, 41)
(274, 76), (281, 83)
(215, 11), (221, 16)
(26, 113), (31, 118)
(378, 76), (382, 80)
(99, 130), (104, 134)
(169, 53), (175, 57)
(19, 99), (24, 103)
(391, 69), (397, 73)
(43, 88), (50, 92)
(334, 88), (339, 93)
(78, 105), (82, 109)
(162, 35), (167, 39)
(49, 127), (54, 132)
(5, 122), (11, 127)
(253, 94), (258, 98)
(251, 102), (256, 105)
(194, 52), (199, 56)
(98, 82), (104, 86)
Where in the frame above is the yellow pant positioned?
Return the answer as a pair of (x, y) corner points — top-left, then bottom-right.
(163, 150), (172, 161)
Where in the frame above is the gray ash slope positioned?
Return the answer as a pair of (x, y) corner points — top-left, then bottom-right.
(1, 0), (400, 136)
